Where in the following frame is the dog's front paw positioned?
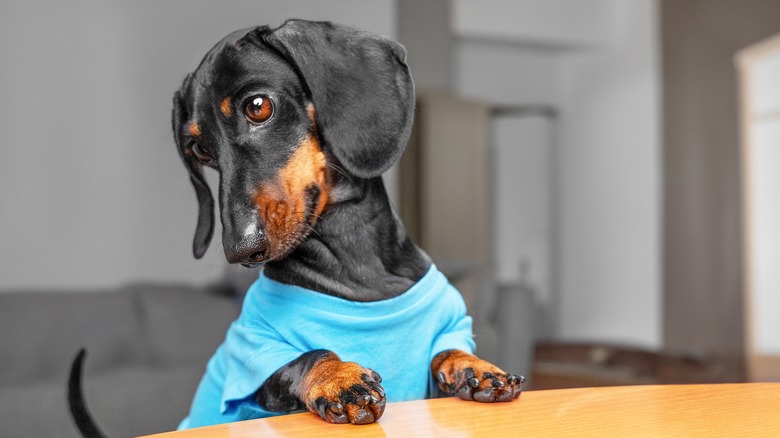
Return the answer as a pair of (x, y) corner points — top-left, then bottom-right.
(432, 350), (525, 402)
(300, 356), (386, 425)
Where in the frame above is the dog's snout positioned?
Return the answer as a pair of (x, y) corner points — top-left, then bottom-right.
(247, 251), (265, 263)
(246, 248), (265, 263)
(225, 230), (269, 265)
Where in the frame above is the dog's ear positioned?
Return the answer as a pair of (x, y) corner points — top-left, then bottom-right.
(262, 20), (414, 178)
(172, 91), (215, 259)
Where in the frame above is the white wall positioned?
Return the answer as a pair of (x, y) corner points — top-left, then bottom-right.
(742, 41), (780, 355)
(751, 120), (780, 354)
(456, 41), (560, 105)
(556, 1), (661, 347)
(491, 116), (555, 302)
(0, 0), (396, 290)
(453, 0), (661, 348)
(453, 0), (613, 48)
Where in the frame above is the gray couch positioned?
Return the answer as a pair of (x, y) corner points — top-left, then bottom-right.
(0, 282), (242, 437)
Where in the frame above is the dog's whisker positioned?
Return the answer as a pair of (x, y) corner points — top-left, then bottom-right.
(300, 223), (322, 238)
(278, 213), (323, 238)
(288, 208), (324, 222)
(327, 162), (355, 186)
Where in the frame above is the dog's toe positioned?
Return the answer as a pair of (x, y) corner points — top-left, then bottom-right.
(315, 397), (349, 424)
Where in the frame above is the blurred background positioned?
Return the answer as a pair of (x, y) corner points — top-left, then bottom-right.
(1, 0), (780, 436)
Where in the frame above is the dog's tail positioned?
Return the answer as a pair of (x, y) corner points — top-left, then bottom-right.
(68, 349), (108, 438)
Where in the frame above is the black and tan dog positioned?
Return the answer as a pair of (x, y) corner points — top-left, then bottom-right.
(70, 19), (523, 435)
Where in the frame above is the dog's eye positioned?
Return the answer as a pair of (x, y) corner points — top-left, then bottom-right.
(244, 95), (274, 124)
(190, 142), (213, 164)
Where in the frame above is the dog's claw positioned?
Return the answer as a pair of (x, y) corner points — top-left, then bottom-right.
(513, 383), (523, 398)
(458, 385), (474, 400)
(373, 385), (385, 399)
(473, 387), (496, 402)
(350, 406), (375, 425)
(330, 411), (349, 424)
(316, 397), (348, 424)
(497, 390), (515, 402)
(329, 402), (343, 415)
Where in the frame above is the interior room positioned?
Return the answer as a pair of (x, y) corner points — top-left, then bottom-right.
(1, 0), (779, 436)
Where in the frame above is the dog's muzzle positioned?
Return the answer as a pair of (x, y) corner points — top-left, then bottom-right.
(224, 221), (269, 265)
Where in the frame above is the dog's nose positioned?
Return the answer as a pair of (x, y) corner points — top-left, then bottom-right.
(224, 226), (269, 265)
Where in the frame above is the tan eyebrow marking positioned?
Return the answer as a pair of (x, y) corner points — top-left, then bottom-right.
(307, 103), (316, 125)
(188, 122), (201, 137)
(220, 97), (233, 117)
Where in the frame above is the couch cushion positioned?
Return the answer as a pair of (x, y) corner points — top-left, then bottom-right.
(0, 364), (206, 437)
(128, 284), (241, 367)
(0, 291), (145, 386)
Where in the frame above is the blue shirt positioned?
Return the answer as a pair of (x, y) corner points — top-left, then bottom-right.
(179, 264), (475, 429)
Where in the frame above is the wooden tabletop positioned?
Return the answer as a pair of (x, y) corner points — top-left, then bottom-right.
(146, 383), (780, 437)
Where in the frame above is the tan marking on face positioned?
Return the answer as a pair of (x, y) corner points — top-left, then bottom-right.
(187, 122), (201, 137)
(220, 97), (232, 117)
(253, 133), (330, 258)
(307, 103), (316, 125)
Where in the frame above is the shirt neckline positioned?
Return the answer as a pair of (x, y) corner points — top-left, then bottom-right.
(252, 264), (445, 317)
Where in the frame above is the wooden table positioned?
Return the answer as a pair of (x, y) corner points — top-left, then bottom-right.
(146, 383), (780, 437)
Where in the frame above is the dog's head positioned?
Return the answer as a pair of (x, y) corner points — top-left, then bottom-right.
(172, 20), (414, 265)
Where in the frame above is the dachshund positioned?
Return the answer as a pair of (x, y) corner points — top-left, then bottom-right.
(69, 19), (523, 435)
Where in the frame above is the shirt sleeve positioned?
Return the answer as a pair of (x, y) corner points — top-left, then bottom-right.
(220, 319), (305, 416)
(429, 285), (476, 361)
